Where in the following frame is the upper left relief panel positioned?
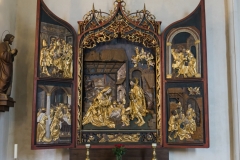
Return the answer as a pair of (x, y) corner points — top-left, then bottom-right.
(38, 7), (74, 79)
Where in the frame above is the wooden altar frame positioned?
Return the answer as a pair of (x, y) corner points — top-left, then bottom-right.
(31, 0), (209, 150)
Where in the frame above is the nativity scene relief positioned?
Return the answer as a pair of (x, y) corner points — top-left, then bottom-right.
(76, 0), (163, 144)
(82, 47), (156, 130)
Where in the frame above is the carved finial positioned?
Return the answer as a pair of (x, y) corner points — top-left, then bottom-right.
(92, 3), (95, 11)
(143, 3), (146, 13)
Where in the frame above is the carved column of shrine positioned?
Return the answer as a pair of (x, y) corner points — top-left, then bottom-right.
(46, 93), (51, 138)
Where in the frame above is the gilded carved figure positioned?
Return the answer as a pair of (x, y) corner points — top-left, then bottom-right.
(127, 78), (148, 126)
(82, 86), (115, 128)
(186, 50), (197, 77)
(0, 34), (18, 96)
(131, 47), (155, 69)
(36, 114), (48, 142)
(36, 102), (72, 143)
(36, 108), (47, 142)
(108, 101), (130, 127)
(50, 105), (63, 141)
(168, 102), (197, 141)
(39, 38), (73, 78)
(40, 39), (50, 76)
(109, 101), (122, 119)
(185, 104), (196, 134)
(118, 102), (130, 126)
(63, 44), (73, 78)
(63, 105), (71, 125)
(36, 107), (52, 143)
(168, 110), (179, 140)
(171, 49), (198, 78)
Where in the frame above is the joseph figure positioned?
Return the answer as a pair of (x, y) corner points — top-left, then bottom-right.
(0, 34), (18, 96)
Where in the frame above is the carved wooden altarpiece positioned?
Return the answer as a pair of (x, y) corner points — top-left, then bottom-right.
(31, 0), (209, 153)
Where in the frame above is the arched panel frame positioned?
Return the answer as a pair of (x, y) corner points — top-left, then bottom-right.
(76, 0), (163, 148)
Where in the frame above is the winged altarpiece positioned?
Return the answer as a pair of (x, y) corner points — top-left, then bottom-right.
(31, 0), (209, 149)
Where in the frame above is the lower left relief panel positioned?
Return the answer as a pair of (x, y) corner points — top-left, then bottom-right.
(35, 82), (72, 145)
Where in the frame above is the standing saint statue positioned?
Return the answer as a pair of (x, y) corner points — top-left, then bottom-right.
(0, 34), (18, 96)
(127, 78), (148, 126)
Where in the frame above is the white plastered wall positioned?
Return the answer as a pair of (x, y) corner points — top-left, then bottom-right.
(0, 0), (17, 160)
(0, 0), (238, 159)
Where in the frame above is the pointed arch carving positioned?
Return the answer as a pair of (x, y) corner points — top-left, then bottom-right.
(78, 0), (161, 49)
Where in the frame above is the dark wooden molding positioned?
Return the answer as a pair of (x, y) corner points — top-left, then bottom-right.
(0, 95), (15, 112)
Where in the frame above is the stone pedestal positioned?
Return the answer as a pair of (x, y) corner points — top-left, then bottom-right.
(0, 94), (15, 112)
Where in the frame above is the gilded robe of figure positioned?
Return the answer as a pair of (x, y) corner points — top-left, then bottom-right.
(36, 115), (48, 142)
(0, 34), (17, 95)
(50, 116), (61, 141)
(128, 78), (148, 126)
(82, 86), (115, 128)
(168, 110), (179, 140)
(50, 105), (63, 141)
(186, 50), (197, 77)
(63, 44), (72, 78)
(185, 105), (197, 134)
(40, 39), (50, 76)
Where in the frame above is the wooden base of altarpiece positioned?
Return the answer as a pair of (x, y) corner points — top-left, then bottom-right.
(70, 148), (169, 160)
(0, 94), (15, 112)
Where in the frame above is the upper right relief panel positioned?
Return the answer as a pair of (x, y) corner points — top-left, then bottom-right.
(162, 0), (209, 147)
(163, 3), (204, 80)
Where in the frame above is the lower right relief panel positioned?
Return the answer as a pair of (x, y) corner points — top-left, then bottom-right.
(166, 82), (204, 144)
